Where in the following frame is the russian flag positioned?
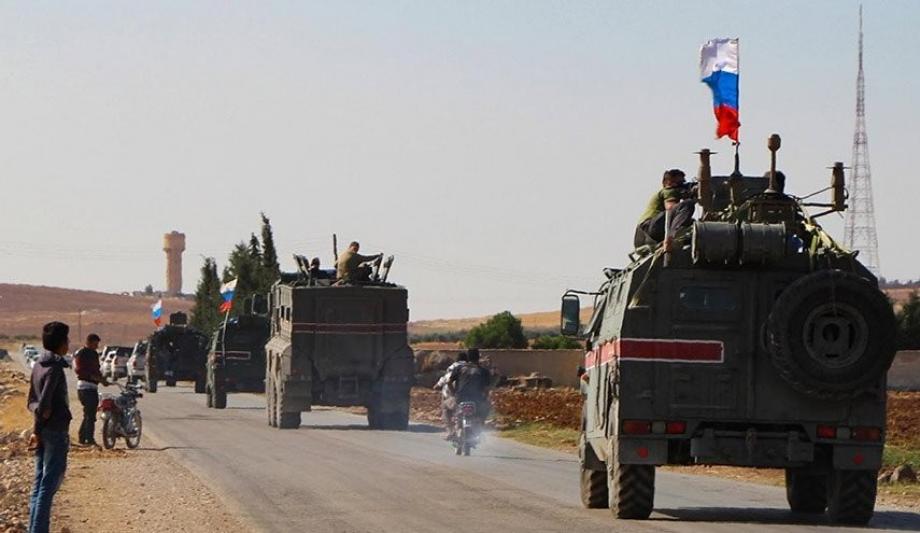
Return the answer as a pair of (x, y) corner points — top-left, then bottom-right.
(151, 299), (163, 327)
(700, 38), (739, 141)
(220, 279), (237, 313)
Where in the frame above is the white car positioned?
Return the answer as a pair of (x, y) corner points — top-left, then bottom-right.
(100, 349), (115, 377)
(127, 341), (147, 383)
(105, 346), (133, 380)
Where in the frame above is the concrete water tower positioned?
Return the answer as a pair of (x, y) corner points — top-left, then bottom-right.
(163, 231), (186, 296)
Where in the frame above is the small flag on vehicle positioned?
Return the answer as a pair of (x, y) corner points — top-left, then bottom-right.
(151, 299), (163, 327)
(700, 38), (740, 141)
(220, 279), (238, 313)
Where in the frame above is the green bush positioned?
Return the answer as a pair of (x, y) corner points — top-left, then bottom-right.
(464, 311), (528, 349)
(897, 291), (920, 350)
(531, 335), (582, 350)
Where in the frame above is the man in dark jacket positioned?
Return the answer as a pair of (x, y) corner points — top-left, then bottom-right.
(448, 348), (492, 417)
(74, 333), (106, 445)
(26, 321), (72, 533)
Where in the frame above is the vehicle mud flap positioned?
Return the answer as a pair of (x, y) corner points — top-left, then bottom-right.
(832, 445), (882, 471)
(826, 469), (877, 525)
(579, 430), (608, 509)
(278, 379), (307, 429)
(607, 438), (655, 520)
(194, 375), (206, 394)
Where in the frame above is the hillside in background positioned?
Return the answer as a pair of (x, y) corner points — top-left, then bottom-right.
(410, 287), (919, 336)
(0, 284), (193, 344)
(1, 283), (916, 344)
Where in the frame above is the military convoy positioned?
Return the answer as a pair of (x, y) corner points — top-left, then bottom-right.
(206, 312), (271, 409)
(264, 254), (414, 429)
(561, 135), (895, 525)
(145, 312), (211, 393)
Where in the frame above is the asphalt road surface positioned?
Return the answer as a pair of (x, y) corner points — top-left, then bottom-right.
(106, 382), (918, 533)
(11, 351), (919, 532)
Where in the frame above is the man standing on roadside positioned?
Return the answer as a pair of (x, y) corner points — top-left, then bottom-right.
(27, 321), (73, 533)
(74, 333), (106, 446)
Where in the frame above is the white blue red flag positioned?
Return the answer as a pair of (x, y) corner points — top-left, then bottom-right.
(700, 38), (739, 141)
(151, 299), (163, 327)
(220, 279), (237, 313)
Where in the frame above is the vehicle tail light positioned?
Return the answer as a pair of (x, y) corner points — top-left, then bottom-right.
(461, 403), (476, 416)
(99, 398), (115, 411)
(622, 420), (651, 435)
(665, 421), (687, 434)
(817, 425), (836, 439)
(852, 427), (881, 442)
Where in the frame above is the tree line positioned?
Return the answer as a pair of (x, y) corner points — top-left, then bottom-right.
(190, 213), (281, 334)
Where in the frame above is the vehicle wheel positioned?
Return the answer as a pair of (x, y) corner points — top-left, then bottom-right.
(607, 438), (654, 519)
(194, 377), (206, 394)
(125, 412), (142, 449)
(102, 417), (117, 450)
(767, 270), (896, 400)
(785, 468), (827, 513)
(266, 377), (277, 427)
(146, 370), (157, 393)
(206, 385), (214, 408)
(367, 403), (382, 429)
(279, 412), (300, 429)
(214, 386), (227, 409)
(277, 383), (300, 429)
(381, 406), (410, 431)
(580, 434), (609, 508)
(826, 469), (877, 525)
(166, 378), (176, 387)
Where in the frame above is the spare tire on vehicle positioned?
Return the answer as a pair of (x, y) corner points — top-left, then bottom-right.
(767, 269), (896, 400)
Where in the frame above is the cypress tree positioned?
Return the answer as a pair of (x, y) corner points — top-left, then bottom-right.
(260, 212), (281, 281)
(190, 257), (222, 333)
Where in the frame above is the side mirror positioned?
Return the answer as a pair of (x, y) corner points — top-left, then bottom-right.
(560, 294), (581, 337)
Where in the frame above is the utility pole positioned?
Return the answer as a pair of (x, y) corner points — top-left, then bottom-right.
(843, 5), (880, 277)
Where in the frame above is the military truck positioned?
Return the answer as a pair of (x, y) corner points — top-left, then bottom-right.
(265, 253), (414, 429)
(561, 135), (895, 525)
(206, 311), (270, 409)
(146, 312), (210, 393)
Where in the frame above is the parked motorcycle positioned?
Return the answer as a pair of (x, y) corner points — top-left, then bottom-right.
(99, 382), (143, 449)
(453, 401), (481, 456)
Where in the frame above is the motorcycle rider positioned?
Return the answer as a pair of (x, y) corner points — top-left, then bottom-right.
(448, 348), (492, 421)
(433, 351), (469, 439)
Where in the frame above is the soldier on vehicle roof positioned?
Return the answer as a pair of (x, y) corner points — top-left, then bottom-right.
(633, 168), (696, 249)
(335, 241), (383, 282)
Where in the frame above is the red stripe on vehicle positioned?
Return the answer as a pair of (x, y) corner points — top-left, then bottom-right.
(584, 338), (724, 368)
(291, 323), (407, 335)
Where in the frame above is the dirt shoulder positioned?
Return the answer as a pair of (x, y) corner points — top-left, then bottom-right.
(0, 352), (250, 533)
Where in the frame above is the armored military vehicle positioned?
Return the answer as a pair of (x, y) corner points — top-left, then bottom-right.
(561, 135), (895, 525)
(145, 312), (210, 393)
(265, 253), (414, 429)
(206, 310), (270, 409)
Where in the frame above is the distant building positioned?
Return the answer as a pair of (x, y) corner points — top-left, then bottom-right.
(163, 231), (186, 297)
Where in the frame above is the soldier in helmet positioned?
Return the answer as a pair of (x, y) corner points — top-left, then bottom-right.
(335, 241), (383, 283)
(634, 169), (696, 248)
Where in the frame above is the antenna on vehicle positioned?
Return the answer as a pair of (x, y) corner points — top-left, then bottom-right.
(332, 234), (338, 264)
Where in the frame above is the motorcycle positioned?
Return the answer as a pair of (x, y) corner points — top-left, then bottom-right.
(99, 382), (143, 449)
(453, 401), (481, 456)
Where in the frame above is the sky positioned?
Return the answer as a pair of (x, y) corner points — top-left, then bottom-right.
(1, 0), (918, 320)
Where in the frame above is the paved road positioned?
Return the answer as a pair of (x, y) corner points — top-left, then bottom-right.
(10, 351), (919, 532)
(118, 382), (919, 533)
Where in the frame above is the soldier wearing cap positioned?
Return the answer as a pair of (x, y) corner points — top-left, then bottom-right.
(634, 169), (696, 248)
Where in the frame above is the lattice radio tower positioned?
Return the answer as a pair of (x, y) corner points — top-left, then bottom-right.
(843, 5), (880, 276)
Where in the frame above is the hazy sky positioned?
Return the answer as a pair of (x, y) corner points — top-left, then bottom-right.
(2, 1), (918, 320)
